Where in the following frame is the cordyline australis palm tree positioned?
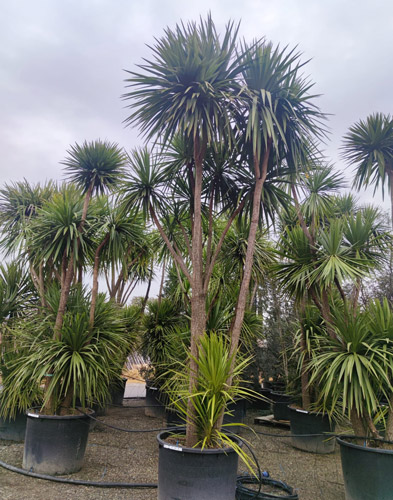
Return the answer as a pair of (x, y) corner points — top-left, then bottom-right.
(275, 166), (392, 434)
(56, 140), (126, 339)
(122, 15), (326, 446)
(342, 113), (393, 227)
(0, 180), (57, 307)
(6, 140), (126, 414)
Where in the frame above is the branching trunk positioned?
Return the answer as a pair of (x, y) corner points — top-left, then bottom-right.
(45, 183), (94, 414)
(150, 205), (191, 283)
(203, 198), (246, 294)
(228, 144), (271, 364)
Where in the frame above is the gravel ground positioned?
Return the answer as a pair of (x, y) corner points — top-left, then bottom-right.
(0, 401), (345, 500)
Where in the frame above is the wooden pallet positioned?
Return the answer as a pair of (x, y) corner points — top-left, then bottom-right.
(254, 414), (290, 429)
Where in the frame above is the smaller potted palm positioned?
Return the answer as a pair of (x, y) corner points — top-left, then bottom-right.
(139, 298), (188, 418)
(310, 300), (393, 500)
(0, 261), (37, 441)
(157, 332), (258, 500)
(0, 288), (132, 474)
(0, 140), (128, 474)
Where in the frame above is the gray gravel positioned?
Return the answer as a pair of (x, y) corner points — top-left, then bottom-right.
(0, 402), (345, 500)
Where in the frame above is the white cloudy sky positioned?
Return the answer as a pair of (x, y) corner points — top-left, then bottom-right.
(1, 0), (392, 293)
(1, 0), (392, 202)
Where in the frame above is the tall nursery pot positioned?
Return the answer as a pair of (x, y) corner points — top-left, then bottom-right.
(0, 410), (27, 442)
(145, 381), (166, 419)
(109, 377), (127, 406)
(270, 392), (293, 421)
(23, 409), (90, 475)
(246, 388), (272, 412)
(157, 429), (241, 500)
(337, 436), (393, 500)
(289, 406), (335, 454)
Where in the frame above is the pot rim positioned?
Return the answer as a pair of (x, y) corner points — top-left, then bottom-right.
(288, 405), (331, 417)
(337, 436), (393, 455)
(157, 428), (241, 455)
(26, 407), (92, 420)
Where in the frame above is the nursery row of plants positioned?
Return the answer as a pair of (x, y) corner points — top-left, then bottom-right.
(2, 14), (393, 500)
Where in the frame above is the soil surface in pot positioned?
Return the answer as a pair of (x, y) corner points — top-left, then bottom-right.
(1, 400), (345, 499)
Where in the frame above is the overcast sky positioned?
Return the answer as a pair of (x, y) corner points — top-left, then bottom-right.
(1, 0), (392, 294)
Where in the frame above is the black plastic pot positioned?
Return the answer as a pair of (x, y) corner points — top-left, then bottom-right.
(246, 388), (272, 411)
(338, 436), (393, 500)
(145, 381), (166, 419)
(0, 411), (27, 441)
(270, 392), (293, 421)
(157, 429), (241, 500)
(224, 399), (247, 433)
(110, 377), (127, 406)
(23, 408), (90, 475)
(289, 406), (335, 454)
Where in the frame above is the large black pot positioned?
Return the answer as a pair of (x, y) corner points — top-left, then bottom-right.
(145, 381), (166, 419)
(110, 377), (127, 406)
(246, 388), (272, 411)
(224, 399), (247, 433)
(157, 429), (241, 500)
(270, 392), (293, 421)
(23, 409), (90, 475)
(289, 406), (335, 454)
(0, 410), (27, 441)
(338, 436), (393, 500)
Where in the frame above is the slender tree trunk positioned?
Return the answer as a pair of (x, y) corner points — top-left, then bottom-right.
(158, 257), (166, 306)
(249, 281), (258, 309)
(228, 145), (271, 362)
(89, 233), (110, 329)
(299, 318), (311, 410)
(77, 264), (83, 284)
(186, 138), (206, 448)
(272, 283), (289, 385)
(142, 267), (153, 312)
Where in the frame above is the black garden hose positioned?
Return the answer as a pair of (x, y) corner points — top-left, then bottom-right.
(0, 458), (157, 489)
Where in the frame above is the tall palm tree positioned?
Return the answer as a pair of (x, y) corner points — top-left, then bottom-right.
(54, 139), (126, 338)
(226, 39), (327, 387)
(123, 16), (326, 446)
(342, 113), (393, 227)
(123, 16), (242, 445)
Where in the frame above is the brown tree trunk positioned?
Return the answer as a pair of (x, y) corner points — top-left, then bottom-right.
(211, 147), (271, 434)
(89, 233), (110, 329)
(186, 138), (206, 447)
(228, 145), (271, 364)
(299, 321), (311, 410)
(385, 394), (393, 440)
(350, 409), (366, 437)
(157, 256), (166, 306)
(141, 266), (153, 312)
